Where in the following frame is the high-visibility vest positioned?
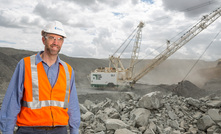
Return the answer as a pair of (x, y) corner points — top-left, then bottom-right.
(16, 55), (72, 126)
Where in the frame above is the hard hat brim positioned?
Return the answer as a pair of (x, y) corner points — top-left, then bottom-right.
(41, 30), (66, 38)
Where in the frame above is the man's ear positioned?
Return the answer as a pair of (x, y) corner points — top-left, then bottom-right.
(42, 36), (46, 45)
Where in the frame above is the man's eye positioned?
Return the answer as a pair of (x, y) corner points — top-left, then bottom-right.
(49, 36), (54, 40)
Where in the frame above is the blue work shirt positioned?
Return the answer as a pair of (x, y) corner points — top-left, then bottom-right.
(0, 51), (81, 134)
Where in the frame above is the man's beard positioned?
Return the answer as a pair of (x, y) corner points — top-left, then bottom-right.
(45, 44), (61, 55)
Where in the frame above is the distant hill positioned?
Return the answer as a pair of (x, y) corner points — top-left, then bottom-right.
(0, 47), (111, 93)
(0, 48), (35, 93)
(0, 47), (220, 94)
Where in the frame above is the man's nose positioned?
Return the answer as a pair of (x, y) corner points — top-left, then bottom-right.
(53, 38), (59, 44)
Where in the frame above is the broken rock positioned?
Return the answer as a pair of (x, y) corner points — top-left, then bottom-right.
(114, 128), (135, 134)
(197, 115), (215, 131)
(130, 108), (151, 127)
(208, 109), (221, 123)
(81, 111), (94, 121)
(138, 91), (163, 109)
(105, 119), (128, 130)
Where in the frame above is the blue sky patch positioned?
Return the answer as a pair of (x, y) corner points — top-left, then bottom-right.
(0, 40), (16, 44)
(112, 12), (125, 19)
(112, 12), (122, 16)
(141, 0), (154, 4)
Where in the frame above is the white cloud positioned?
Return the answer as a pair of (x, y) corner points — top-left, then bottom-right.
(0, 0), (221, 61)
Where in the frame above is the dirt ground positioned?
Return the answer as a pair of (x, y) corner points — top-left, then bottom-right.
(76, 80), (221, 103)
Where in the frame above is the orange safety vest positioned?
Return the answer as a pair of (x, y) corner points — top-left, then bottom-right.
(16, 55), (72, 126)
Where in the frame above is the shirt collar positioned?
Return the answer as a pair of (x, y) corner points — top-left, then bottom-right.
(35, 51), (64, 66)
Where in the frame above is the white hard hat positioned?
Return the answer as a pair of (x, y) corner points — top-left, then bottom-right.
(41, 21), (67, 38)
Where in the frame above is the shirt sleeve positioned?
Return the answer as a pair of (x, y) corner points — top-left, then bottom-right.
(67, 68), (81, 134)
(0, 59), (24, 134)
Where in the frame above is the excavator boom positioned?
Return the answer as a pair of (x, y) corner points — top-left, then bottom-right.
(131, 7), (221, 86)
(90, 6), (221, 88)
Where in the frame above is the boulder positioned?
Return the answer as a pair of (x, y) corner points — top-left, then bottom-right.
(185, 98), (201, 108)
(114, 128), (135, 134)
(105, 119), (128, 130)
(168, 111), (178, 120)
(144, 129), (155, 134)
(81, 111), (94, 121)
(79, 103), (88, 114)
(206, 100), (221, 107)
(208, 109), (221, 122)
(138, 91), (163, 109)
(84, 99), (95, 110)
(197, 115), (215, 131)
(130, 108), (151, 127)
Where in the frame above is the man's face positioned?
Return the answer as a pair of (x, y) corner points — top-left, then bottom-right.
(42, 33), (64, 55)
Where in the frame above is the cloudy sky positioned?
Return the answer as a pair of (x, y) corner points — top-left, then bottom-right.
(0, 0), (221, 61)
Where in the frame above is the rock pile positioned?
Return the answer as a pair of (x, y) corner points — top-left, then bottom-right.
(79, 91), (221, 134)
(0, 88), (221, 134)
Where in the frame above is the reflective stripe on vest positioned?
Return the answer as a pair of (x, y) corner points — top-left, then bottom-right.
(22, 55), (70, 109)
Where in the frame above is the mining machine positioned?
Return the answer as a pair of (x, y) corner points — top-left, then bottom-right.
(90, 6), (221, 88)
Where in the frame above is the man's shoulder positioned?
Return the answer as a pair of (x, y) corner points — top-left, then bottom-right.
(60, 60), (73, 70)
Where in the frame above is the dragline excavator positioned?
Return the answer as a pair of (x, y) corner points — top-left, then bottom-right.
(90, 6), (221, 88)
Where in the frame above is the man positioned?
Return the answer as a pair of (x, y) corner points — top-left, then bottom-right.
(0, 21), (81, 134)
